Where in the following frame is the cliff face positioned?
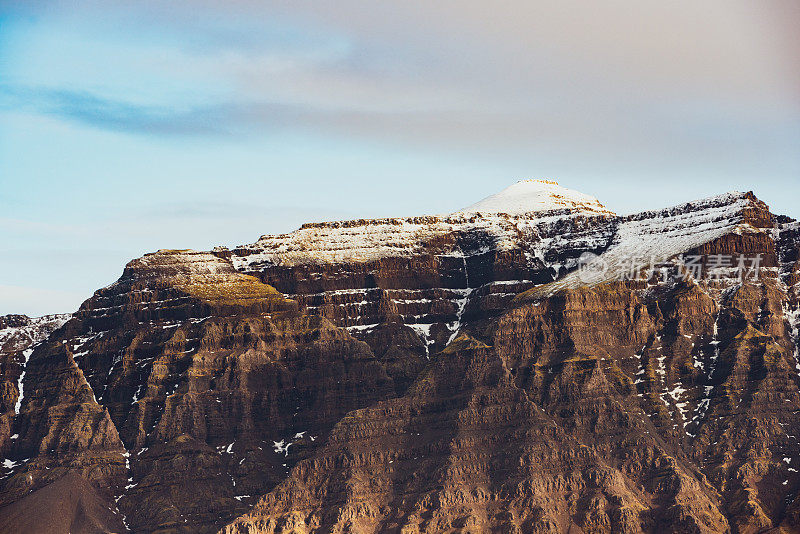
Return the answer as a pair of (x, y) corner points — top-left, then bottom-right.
(1, 251), (402, 533)
(0, 314), (71, 456)
(1, 181), (799, 534)
(225, 277), (800, 534)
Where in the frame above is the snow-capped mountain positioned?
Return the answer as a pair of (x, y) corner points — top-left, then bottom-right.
(1, 181), (799, 534)
(456, 179), (614, 216)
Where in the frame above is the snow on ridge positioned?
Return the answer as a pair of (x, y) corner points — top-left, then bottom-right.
(124, 250), (237, 281)
(455, 179), (614, 217)
(534, 192), (754, 296)
(229, 182), (616, 270)
(228, 187), (754, 276)
(620, 190), (747, 220)
(231, 211), (602, 269)
(0, 314), (71, 350)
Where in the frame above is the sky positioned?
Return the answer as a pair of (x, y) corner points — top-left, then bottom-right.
(1, 1), (799, 317)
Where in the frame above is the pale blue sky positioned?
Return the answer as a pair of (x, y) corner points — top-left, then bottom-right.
(1, 1), (799, 316)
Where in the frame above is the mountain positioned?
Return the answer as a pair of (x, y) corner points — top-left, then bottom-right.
(1, 180), (799, 534)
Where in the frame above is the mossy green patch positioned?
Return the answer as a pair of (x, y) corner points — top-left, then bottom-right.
(440, 333), (490, 354)
(175, 275), (288, 306)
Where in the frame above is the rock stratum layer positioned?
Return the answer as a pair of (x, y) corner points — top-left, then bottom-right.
(1, 179), (799, 534)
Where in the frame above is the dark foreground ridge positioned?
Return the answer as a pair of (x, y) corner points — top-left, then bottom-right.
(1, 180), (799, 533)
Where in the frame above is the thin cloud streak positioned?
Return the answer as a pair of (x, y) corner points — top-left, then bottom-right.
(4, 83), (798, 174)
(0, 85), (237, 136)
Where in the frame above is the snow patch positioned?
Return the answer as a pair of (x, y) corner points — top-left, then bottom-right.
(2, 459), (18, 469)
(14, 348), (34, 414)
(784, 304), (800, 373)
(273, 439), (291, 456)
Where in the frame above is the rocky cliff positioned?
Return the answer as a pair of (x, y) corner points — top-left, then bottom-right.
(1, 180), (799, 534)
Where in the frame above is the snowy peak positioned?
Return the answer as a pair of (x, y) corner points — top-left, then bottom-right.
(455, 179), (614, 217)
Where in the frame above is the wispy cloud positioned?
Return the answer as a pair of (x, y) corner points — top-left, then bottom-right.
(0, 84), (240, 136)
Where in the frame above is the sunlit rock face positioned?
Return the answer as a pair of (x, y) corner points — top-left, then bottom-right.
(1, 183), (799, 534)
